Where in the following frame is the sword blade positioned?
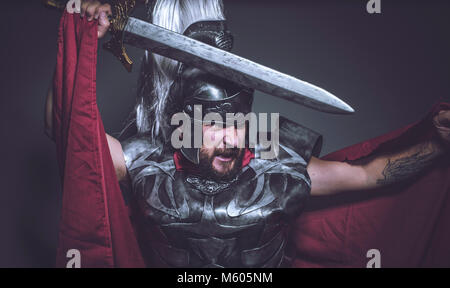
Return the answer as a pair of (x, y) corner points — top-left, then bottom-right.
(123, 17), (355, 114)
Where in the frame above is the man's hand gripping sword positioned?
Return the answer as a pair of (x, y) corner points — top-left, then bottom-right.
(44, 0), (142, 72)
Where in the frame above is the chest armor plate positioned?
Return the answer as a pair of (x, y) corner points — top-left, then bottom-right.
(127, 145), (311, 268)
(121, 116), (322, 268)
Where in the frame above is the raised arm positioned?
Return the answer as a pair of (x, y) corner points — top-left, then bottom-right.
(308, 110), (450, 196)
(44, 1), (128, 182)
(45, 0), (112, 136)
(45, 79), (128, 182)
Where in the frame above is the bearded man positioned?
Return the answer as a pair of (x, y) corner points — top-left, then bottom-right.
(45, 0), (450, 268)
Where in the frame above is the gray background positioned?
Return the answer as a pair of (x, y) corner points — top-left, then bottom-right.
(0, 0), (449, 267)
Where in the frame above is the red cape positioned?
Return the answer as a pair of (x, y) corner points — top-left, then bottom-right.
(291, 104), (450, 268)
(53, 12), (450, 268)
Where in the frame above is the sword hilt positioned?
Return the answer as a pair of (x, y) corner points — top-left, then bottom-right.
(43, 0), (67, 10)
(43, 0), (145, 72)
(103, 0), (138, 72)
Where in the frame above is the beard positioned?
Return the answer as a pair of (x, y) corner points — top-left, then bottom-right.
(198, 147), (245, 181)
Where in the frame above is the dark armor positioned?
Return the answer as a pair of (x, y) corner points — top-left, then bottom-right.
(121, 116), (322, 268)
(120, 18), (323, 268)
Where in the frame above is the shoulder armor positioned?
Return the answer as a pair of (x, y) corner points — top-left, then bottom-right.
(278, 116), (322, 162)
(121, 134), (164, 171)
(254, 116), (322, 164)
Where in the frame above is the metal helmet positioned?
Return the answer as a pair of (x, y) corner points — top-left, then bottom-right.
(168, 20), (254, 164)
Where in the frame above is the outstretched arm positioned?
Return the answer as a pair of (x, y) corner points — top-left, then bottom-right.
(308, 110), (450, 196)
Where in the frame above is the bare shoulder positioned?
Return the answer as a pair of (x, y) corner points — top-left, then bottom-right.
(306, 156), (326, 173)
(106, 134), (128, 182)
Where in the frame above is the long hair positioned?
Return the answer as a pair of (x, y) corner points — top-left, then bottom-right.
(131, 0), (225, 143)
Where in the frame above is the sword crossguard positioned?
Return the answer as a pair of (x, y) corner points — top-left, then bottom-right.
(42, 0), (67, 10)
(103, 0), (138, 72)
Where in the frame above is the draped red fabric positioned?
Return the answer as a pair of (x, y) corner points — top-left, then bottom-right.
(53, 12), (144, 268)
(292, 102), (450, 268)
(53, 12), (449, 268)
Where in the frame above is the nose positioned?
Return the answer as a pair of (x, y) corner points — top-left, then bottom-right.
(222, 126), (238, 148)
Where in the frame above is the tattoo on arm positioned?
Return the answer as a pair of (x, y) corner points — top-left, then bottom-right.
(376, 142), (442, 186)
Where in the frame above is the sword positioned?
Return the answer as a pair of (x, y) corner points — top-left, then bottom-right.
(43, 0), (355, 114)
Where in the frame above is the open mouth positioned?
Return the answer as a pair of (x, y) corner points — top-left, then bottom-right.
(215, 155), (233, 162)
(214, 151), (237, 162)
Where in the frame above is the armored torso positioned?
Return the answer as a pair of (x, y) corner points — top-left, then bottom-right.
(121, 117), (322, 268)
